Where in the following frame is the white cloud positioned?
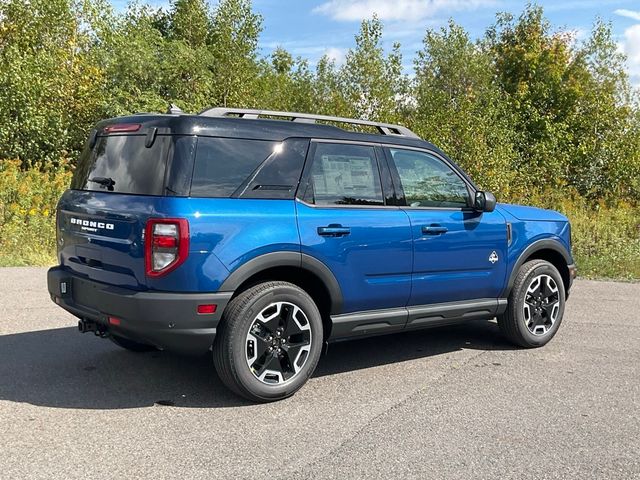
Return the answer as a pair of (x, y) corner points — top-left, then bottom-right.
(324, 47), (347, 64)
(546, 1), (634, 12)
(621, 23), (640, 87)
(614, 9), (640, 22)
(312, 0), (495, 22)
(259, 41), (349, 67)
(571, 27), (589, 42)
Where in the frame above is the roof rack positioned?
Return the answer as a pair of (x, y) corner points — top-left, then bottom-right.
(199, 107), (421, 139)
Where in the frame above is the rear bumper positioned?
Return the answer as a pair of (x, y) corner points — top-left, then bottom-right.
(47, 267), (233, 355)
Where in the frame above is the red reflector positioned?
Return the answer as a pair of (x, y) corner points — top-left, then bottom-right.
(108, 316), (121, 326)
(104, 123), (141, 133)
(197, 304), (217, 315)
(153, 236), (178, 248)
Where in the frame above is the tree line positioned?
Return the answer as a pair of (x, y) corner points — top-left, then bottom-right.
(1, 0), (639, 204)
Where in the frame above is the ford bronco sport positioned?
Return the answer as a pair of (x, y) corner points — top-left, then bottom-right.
(48, 107), (576, 402)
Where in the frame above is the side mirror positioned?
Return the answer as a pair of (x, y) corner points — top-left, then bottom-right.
(474, 191), (496, 212)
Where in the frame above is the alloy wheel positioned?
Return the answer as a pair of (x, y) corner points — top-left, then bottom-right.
(522, 274), (561, 336)
(245, 302), (312, 385)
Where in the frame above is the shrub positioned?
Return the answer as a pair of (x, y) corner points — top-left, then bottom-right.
(560, 201), (640, 280)
(523, 192), (640, 279)
(0, 160), (71, 266)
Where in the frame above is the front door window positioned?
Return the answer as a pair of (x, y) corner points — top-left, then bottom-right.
(388, 148), (470, 208)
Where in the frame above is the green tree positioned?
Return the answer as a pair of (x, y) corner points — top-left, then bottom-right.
(255, 48), (316, 112)
(568, 20), (640, 200)
(341, 15), (409, 123)
(485, 6), (577, 188)
(162, 0), (215, 110)
(485, 5), (640, 201)
(311, 55), (351, 117)
(414, 21), (516, 196)
(0, 0), (106, 165)
(92, 4), (167, 116)
(209, 0), (262, 107)
(170, 0), (210, 47)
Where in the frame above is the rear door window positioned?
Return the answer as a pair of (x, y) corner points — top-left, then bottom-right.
(304, 143), (384, 206)
(72, 135), (174, 196)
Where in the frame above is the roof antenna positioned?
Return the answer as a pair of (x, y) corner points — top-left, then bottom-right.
(167, 103), (183, 115)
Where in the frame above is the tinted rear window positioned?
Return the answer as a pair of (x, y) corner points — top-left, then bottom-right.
(235, 138), (309, 199)
(72, 135), (174, 195)
(190, 137), (277, 197)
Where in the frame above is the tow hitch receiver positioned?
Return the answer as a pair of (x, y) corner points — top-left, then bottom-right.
(78, 319), (108, 338)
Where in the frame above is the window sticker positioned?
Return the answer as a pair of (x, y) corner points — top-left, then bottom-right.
(314, 155), (376, 196)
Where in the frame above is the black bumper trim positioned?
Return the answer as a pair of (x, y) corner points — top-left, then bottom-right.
(47, 267), (233, 355)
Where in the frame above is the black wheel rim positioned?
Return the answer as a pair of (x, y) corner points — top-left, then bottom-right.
(523, 274), (561, 336)
(245, 302), (312, 385)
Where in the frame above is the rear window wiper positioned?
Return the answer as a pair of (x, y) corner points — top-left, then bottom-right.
(89, 177), (116, 191)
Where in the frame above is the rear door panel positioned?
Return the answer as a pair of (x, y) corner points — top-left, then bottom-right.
(296, 201), (412, 313)
(295, 141), (413, 314)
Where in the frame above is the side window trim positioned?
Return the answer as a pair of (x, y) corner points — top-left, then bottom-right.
(297, 141), (318, 204)
(383, 146), (476, 210)
(296, 139), (396, 209)
(375, 145), (402, 206)
(380, 146), (406, 206)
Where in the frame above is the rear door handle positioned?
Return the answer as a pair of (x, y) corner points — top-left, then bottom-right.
(318, 225), (351, 237)
(422, 225), (448, 235)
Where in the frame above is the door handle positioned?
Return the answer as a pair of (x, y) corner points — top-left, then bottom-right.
(422, 225), (448, 235)
(318, 225), (351, 237)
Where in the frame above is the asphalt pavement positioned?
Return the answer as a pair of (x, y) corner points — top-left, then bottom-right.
(0, 267), (638, 479)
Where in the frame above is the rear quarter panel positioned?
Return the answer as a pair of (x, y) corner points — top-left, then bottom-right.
(157, 198), (300, 292)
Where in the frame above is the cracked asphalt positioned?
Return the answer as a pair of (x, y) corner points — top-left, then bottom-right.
(0, 267), (639, 479)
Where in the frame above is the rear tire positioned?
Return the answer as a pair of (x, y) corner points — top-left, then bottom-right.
(213, 281), (323, 402)
(109, 334), (157, 352)
(498, 259), (566, 348)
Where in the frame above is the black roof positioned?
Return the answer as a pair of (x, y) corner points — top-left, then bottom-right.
(95, 113), (442, 152)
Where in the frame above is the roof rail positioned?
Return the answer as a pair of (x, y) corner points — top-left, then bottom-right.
(199, 107), (421, 139)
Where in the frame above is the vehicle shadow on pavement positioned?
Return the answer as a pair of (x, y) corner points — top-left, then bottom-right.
(315, 319), (517, 377)
(0, 320), (516, 410)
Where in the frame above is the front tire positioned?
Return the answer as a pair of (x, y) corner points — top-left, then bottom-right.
(498, 259), (566, 348)
(213, 281), (323, 402)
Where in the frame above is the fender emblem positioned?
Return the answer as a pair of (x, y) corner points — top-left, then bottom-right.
(489, 251), (499, 264)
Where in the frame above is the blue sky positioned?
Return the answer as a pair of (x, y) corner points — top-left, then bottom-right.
(112, 0), (640, 87)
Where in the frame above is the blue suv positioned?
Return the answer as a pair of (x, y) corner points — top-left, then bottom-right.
(48, 107), (576, 402)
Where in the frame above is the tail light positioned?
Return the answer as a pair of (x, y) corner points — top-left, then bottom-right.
(145, 218), (189, 277)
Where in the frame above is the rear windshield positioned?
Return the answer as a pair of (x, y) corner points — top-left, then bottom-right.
(72, 135), (175, 195)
